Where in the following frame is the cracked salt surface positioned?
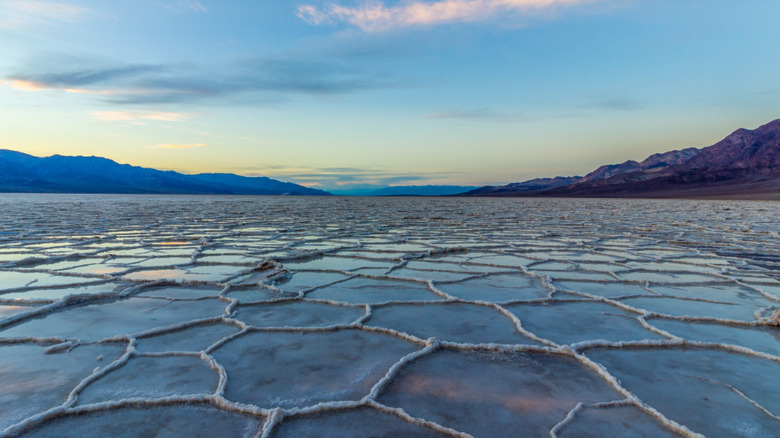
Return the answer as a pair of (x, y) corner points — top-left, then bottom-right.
(0, 195), (778, 437)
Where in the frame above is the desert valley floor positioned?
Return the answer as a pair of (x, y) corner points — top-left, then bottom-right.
(0, 195), (778, 437)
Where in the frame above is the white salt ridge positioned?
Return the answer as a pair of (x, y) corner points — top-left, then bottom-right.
(0, 196), (779, 437)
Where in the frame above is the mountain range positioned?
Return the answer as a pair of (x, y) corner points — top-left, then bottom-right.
(0, 150), (328, 196)
(465, 119), (780, 199)
(3, 118), (778, 198)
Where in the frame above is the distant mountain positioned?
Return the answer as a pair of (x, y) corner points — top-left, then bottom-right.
(464, 177), (580, 196)
(464, 119), (780, 199)
(0, 150), (329, 196)
(333, 185), (478, 196)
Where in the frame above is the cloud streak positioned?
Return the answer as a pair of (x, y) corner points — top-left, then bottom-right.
(0, 0), (90, 29)
(170, 0), (207, 13)
(4, 57), (396, 104)
(297, 0), (600, 32)
(90, 110), (193, 122)
(424, 108), (520, 122)
(147, 0), (208, 13)
(239, 164), (464, 189)
(583, 97), (642, 111)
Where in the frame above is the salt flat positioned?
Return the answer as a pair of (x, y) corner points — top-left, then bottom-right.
(0, 194), (778, 437)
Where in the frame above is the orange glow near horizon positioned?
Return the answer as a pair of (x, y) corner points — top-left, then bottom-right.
(4, 80), (145, 97)
(5, 79), (48, 91)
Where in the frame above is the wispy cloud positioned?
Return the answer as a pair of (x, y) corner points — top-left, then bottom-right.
(148, 0), (208, 13)
(424, 108), (520, 122)
(4, 79), (48, 91)
(4, 78), (140, 96)
(7, 64), (162, 87)
(4, 56), (396, 104)
(583, 97), (641, 111)
(0, 0), (90, 29)
(297, 0), (601, 32)
(177, 0), (207, 13)
(152, 143), (208, 149)
(90, 110), (193, 122)
(239, 164), (463, 189)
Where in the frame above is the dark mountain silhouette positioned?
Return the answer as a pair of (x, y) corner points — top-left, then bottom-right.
(0, 150), (329, 196)
(464, 119), (780, 199)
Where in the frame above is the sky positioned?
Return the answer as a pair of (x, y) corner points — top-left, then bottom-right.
(1, 0), (779, 192)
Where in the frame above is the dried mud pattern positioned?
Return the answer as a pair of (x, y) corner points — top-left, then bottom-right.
(0, 195), (779, 437)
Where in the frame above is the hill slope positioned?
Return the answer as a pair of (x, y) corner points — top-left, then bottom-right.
(464, 119), (780, 199)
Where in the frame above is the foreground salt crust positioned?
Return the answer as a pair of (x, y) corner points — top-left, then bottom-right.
(0, 195), (778, 437)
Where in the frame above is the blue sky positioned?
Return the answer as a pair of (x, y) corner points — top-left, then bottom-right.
(1, 0), (779, 191)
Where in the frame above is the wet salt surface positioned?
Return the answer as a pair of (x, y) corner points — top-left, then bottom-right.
(0, 194), (778, 437)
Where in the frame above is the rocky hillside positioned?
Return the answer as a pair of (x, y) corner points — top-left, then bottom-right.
(464, 119), (780, 198)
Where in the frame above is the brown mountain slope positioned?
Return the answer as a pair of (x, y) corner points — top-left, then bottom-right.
(467, 119), (780, 199)
(684, 120), (780, 172)
(579, 147), (700, 183)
